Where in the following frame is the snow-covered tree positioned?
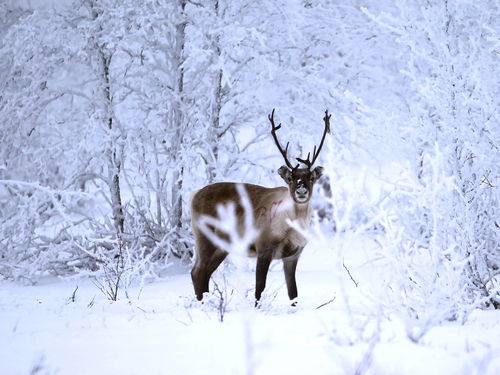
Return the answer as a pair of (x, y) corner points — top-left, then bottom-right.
(0, 0), (497, 313)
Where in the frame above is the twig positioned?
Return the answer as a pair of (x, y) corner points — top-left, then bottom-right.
(66, 285), (78, 303)
(343, 259), (359, 287)
(316, 296), (336, 310)
(212, 276), (232, 322)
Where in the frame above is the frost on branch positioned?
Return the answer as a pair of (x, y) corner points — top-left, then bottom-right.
(197, 184), (258, 262)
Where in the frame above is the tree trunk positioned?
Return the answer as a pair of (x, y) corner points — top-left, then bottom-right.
(208, 0), (223, 183)
(89, 0), (124, 235)
(170, 0), (187, 256)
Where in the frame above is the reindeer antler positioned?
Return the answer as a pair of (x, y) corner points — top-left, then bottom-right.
(269, 108), (297, 170)
(296, 110), (331, 169)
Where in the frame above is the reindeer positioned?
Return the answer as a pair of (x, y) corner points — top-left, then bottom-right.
(190, 109), (330, 304)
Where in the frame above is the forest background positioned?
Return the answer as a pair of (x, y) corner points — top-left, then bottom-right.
(0, 1), (498, 373)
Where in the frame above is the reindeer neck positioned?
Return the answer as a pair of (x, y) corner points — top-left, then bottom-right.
(295, 200), (311, 212)
(292, 201), (312, 227)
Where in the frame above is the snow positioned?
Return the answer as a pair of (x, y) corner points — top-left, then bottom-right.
(1, 238), (499, 375)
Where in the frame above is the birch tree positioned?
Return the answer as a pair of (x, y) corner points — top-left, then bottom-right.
(84, 0), (125, 235)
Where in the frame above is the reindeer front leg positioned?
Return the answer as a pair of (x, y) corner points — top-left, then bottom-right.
(283, 254), (300, 303)
(255, 251), (273, 306)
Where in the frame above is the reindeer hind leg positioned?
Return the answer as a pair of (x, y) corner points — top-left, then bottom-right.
(191, 232), (228, 300)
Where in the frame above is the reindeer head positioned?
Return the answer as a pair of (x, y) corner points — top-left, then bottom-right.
(277, 165), (323, 203)
(269, 109), (330, 204)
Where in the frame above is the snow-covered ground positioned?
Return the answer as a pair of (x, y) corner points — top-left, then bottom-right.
(1, 236), (499, 375)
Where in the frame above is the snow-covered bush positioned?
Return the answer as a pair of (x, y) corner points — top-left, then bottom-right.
(376, 146), (471, 341)
(0, 180), (94, 281)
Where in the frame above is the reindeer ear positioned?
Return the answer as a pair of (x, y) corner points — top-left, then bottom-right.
(278, 165), (292, 183)
(312, 166), (324, 181)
